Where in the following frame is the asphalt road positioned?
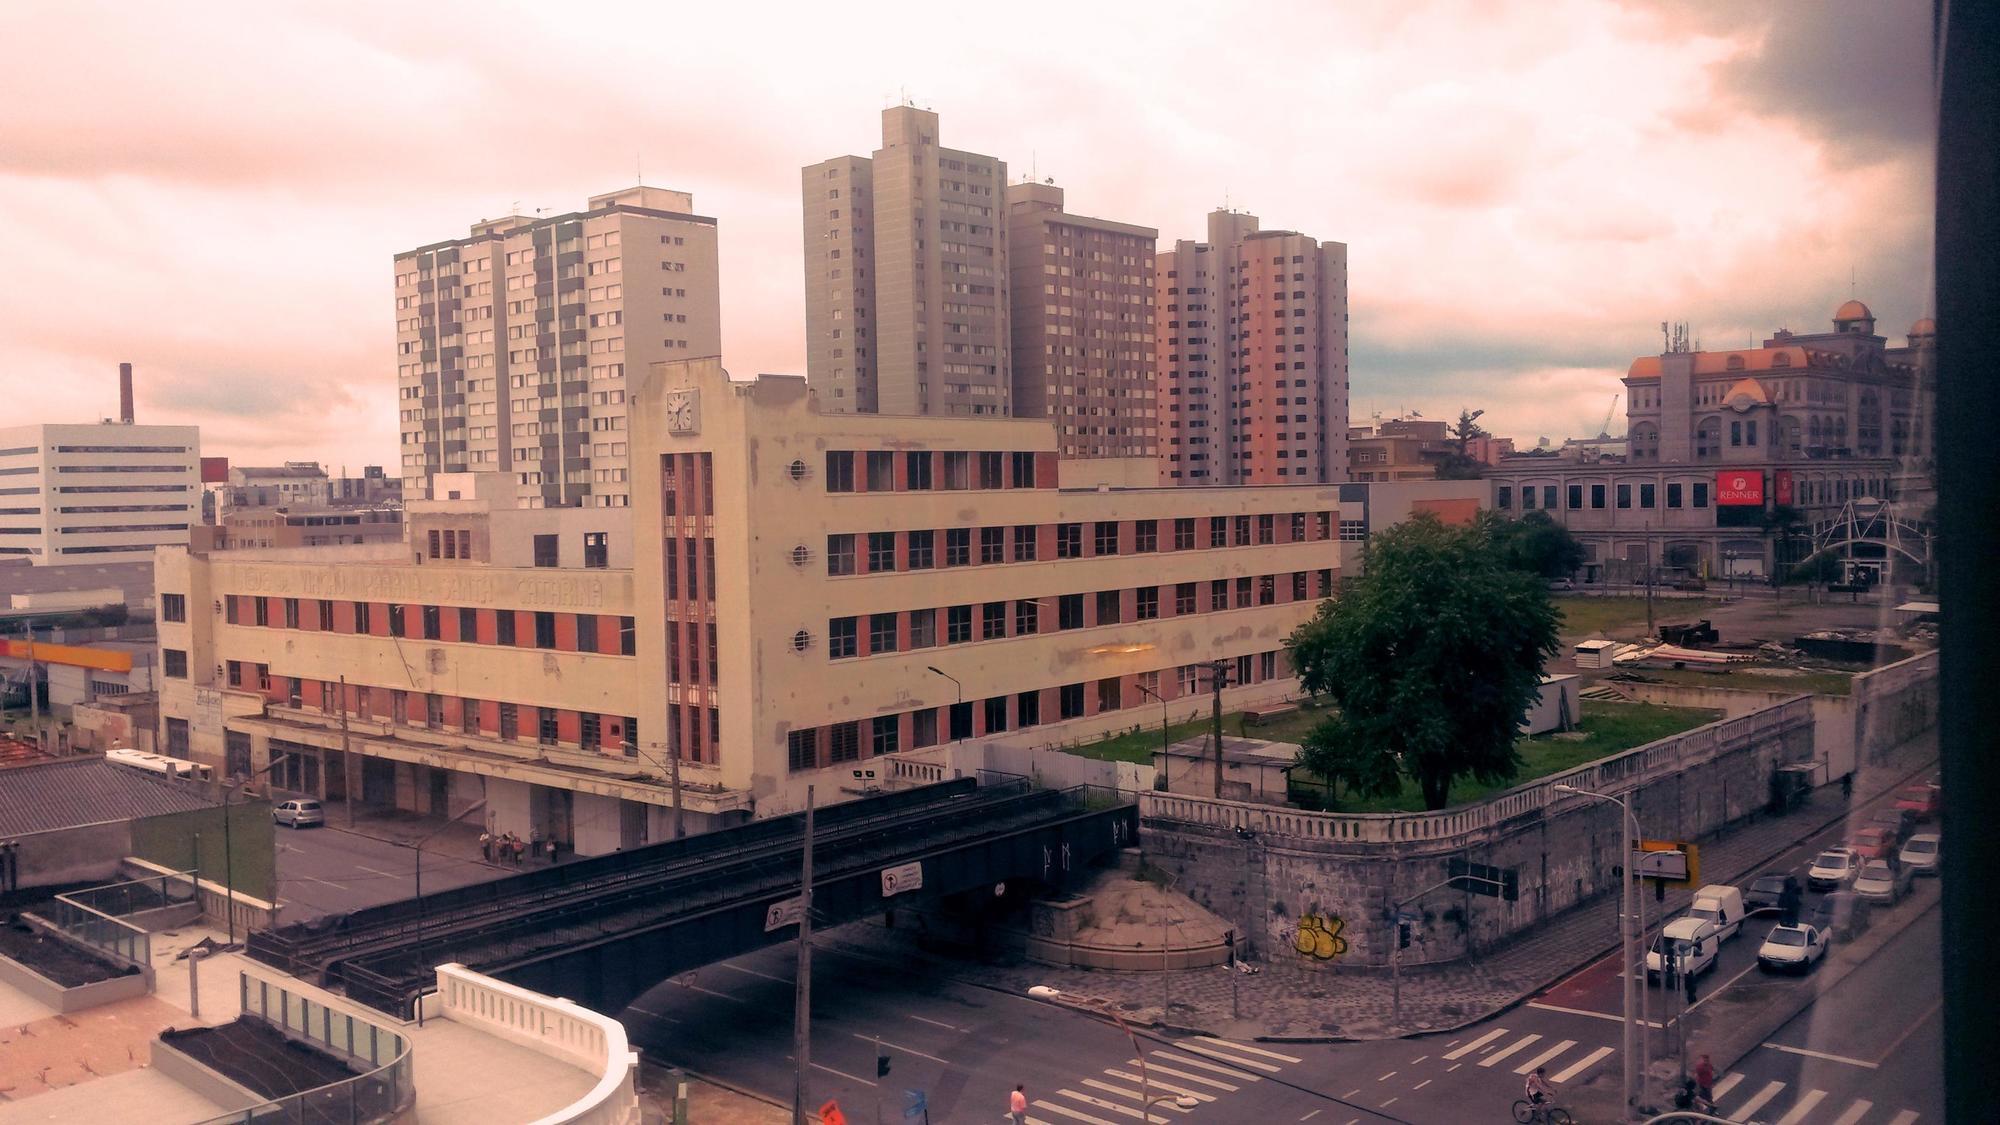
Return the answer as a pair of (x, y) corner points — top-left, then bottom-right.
(272, 823), (507, 920)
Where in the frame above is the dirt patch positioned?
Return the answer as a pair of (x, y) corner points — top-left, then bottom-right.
(0, 918), (138, 987)
(161, 1017), (357, 1097)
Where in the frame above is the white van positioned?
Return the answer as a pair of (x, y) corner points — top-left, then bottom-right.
(1684, 884), (1746, 943)
(1646, 917), (1720, 984)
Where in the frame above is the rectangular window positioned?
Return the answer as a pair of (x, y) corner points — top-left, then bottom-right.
(1234, 516), (1252, 546)
(871, 716), (900, 756)
(428, 694), (445, 730)
(1010, 452), (1037, 487)
(282, 598), (300, 628)
(533, 533), (559, 567)
(577, 614), (598, 651)
(830, 722), (860, 763)
(946, 527), (971, 566)
(983, 696), (1008, 734)
(534, 611), (556, 648)
(1058, 594), (1085, 630)
(906, 452), (933, 490)
(1746, 420), (1758, 446)
(161, 593), (186, 623)
(788, 728), (818, 771)
(1096, 589), (1121, 625)
(254, 597), (269, 626)
(580, 712), (601, 750)
(1259, 575), (1276, 605)
(620, 616), (635, 655)
(1056, 522), (1082, 558)
(869, 612), (898, 653)
(980, 526), (1005, 564)
(1209, 517), (1227, 548)
(422, 604), (441, 639)
(1292, 571), (1309, 600)
(486, 610), (508, 646)
(1176, 582), (1197, 615)
(1258, 514), (1275, 544)
(866, 451), (894, 491)
(1497, 486), (1513, 509)
(1136, 586), (1159, 620)
(1290, 512), (1307, 541)
(1617, 484), (1633, 509)
(867, 531), (896, 572)
(1568, 484), (1584, 510)
(583, 531), (609, 569)
(825, 451), (854, 492)
(538, 707), (559, 746)
(226, 596), (240, 624)
(1590, 484), (1606, 509)
(942, 451), (970, 489)
(163, 648), (188, 678)
(227, 660), (242, 687)
(1693, 482), (1710, 508)
(909, 608), (937, 648)
(1094, 521), (1119, 555)
(827, 533), (855, 575)
(465, 700), (482, 735)
(1543, 486), (1557, 509)
(829, 616), (857, 658)
(321, 600), (336, 630)
(1014, 599), (1040, 635)
(1236, 576), (1252, 606)
(978, 452), (1004, 489)
(948, 702), (973, 741)
(1097, 677), (1122, 713)
(1667, 482), (1683, 508)
(1174, 518), (1196, 550)
(1730, 420), (1742, 447)
(500, 704), (520, 740)
(622, 717), (637, 758)
(907, 529), (934, 569)
(912, 710), (938, 748)
(1210, 579), (1228, 611)
(1013, 524), (1037, 561)
(947, 605), (973, 644)
(1060, 683), (1085, 720)
(387, 603), (405, 637)
(1017, 690), (1041, 728)
(1522, 487), (1537, 510)
(1640, 483), (1656, 509)
(981, 601), (1006, 640)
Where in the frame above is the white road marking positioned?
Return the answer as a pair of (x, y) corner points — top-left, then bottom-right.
(1342, 1088), (1360, 1099)
(1135, 1059), (1239, 1091)
(1731, 1080), (1786, 1122)
(1408, 1056), (1427, 1065)
(1081, 1079), (1191, 1113)
(1677, 960), (1763, 1021)
(908, 1014), (966, 1032)
(1412, 1079), (1431, 1090)
(1104, 1070), (1214, 1103)
(1526, 1001), (1666, 1027)
(1479, 1033), (1542, 1069)
(1298, 1111), (1322, 1121)
(798, 1060), (873, 1086)
(1550, 1045), (1614, 1084)
(300, 875), (350, 889)
(1052, 1089), (1167, 1123)
(1443, 1027), (1509, 1060)
(673, 981), (745, 1003)
(1762, 1043), (1880, 1069)
(1513, 1039), (1576, 1075)
(1034, 1101), (1119, 1125)
(1711, 1073), (1744, 1101)
(625, 1005), (680, 1024)
(1376, 1071), (1396, 1083)
(850, 1033), (950, 1065)
(1774, 1090), (1827, 1125)
(1193, 1036), (1302, 1064)
(1178, 1041), (1281, 1073)
(1378, 1097), (1397, 1108)
(1149, 1049), (1262, 1081)
(357, 865), (401, 879)
(1447, 1063), (1462, 1072)
(1885, 1113), (1919, 1125)
(720, 962), (790, 983)
(1826, 1100), (1872, 1125)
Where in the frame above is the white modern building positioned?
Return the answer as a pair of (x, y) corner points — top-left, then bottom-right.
(0, 423), (201, 565)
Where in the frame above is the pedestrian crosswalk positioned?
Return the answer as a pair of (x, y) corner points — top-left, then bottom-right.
(1697, 1069), (1923, 1124)
(1021, 1035), (1302, 1125)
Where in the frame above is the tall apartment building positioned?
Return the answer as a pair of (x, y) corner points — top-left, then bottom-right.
(1157, 210), (1349, 486)
(1005, 182), (1159, 459)
(394, 186), (721, 509)
(0, 422), (200, 565)
(804, 107), (1010, 417)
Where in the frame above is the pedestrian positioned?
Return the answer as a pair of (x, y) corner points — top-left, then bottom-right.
(1009, 1084), (1028, 1125)
(479, 831), (493, 863)
(1694, 1053), (1716, 1108)
(1841, 772), (1855, 800)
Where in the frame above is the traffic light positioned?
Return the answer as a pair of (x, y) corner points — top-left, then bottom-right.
(1398, 921), (1413, 950)
(876, 1052), (891, 1079)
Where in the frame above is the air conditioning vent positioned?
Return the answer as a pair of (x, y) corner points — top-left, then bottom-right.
(790, 544), (812, 566)
(791, 629), (813, 652)
(788, 459), (811, 482)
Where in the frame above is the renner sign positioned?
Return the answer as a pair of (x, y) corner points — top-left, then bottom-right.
(1716, 470), (1765, 506)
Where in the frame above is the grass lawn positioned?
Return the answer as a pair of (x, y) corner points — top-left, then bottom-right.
(1622, 664), (1855, 696)
(1065, 700), (1336, 764)
(1555, 595), (1723, 639)
(1289, 699), (1722, 813)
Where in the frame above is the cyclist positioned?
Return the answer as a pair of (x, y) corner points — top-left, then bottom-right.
(1524, 1066), (1559, 1116)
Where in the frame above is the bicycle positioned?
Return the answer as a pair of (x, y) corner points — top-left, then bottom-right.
(1511, 1099), (1573, 1124)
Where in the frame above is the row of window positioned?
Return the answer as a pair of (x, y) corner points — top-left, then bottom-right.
(826, 570), (1333, 659)
(269, 674), (644, 756)
(219, 594), (635, 654)
(825, 512), (1339, 576)
(1497, 481), (1711, 513)
(822, 449), (1049, 493)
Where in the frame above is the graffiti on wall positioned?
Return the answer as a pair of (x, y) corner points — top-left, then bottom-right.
(1293, 912), (1349, 960)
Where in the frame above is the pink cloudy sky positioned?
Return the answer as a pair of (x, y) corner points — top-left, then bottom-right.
(0, 0), (1932, 468)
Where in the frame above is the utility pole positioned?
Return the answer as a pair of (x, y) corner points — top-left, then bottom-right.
(339, 676), (356, 827)
(25, 618), (43, 754)
(669, 727), (685, 840)
(1644, 522), (1656, 636)
(792, 785), (815, 1125)
(1208, 659), (1229, 798)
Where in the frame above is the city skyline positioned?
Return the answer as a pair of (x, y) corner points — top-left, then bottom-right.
(0, 0), (1933, 470)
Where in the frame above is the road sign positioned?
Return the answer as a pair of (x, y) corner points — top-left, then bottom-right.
(1633, 848), (1689, 881)
(903, 1089), (928, 1118)
(763, 896), (804, 932)
(820, 1100), (847, 1125)
(881, 861), (924, 897)
(1640, 839), (1700, 888)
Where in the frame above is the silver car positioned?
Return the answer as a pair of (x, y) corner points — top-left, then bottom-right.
(1851, 857), (1915, 905)
(272, 799), (325, 828)
(1899, 833), (1940, 876)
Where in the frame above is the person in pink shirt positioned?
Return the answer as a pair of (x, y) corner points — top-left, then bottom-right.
(1009, 1084), (1028, 1124)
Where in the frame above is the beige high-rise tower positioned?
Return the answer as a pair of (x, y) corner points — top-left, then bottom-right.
(804, 107), (1010, 416)
(1005, 181), (1159, 459)
(394, 186), (721, 508)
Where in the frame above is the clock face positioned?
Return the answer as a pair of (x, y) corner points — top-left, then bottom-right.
(665, 389), (699, 434)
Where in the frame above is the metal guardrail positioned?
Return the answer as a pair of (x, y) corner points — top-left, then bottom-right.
(61, 872), (196, 917)
(190, 973), (414, 1124)
(40, 894), (153, 968)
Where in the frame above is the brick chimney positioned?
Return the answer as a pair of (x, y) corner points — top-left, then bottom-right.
(119, 362), (135, 424)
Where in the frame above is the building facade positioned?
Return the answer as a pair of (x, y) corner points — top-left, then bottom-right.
(1348, 419), (1451, 482)
(1156, 210), (1349, 486)
(0, 423), (200, 565)
(394, 186), (722, 509)
(1005, 181), (1158, 458)
(155, 359), (1479, 851)
(1488, 301), (1934, 581)
(226, 463), (331, 510)
(804, 107), (1010, 417)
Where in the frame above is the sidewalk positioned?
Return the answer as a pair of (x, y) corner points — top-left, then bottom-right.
(822, 729), (1940, 1043)
(322, 802), (512, 870)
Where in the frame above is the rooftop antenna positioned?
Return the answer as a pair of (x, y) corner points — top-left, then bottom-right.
(636, 152), (643, 186)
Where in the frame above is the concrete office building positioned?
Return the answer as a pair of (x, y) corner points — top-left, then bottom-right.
(1157, 210), (1350, 486)
(394, 186), (721, 509)
(804, 107), (1011, 417)
(155, 358), (1480, 851)
(1005, 181), (1159, 459)
(0, 422), (200, 565)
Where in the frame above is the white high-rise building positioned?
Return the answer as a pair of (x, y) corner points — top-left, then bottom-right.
(0, 422), (201, 565)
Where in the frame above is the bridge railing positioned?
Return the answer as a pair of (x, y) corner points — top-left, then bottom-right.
(433, 964), (640, 1125)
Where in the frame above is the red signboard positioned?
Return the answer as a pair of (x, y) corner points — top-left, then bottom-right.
(1716, 470), (1765, 506)
(1775, 469), (1794, 506)
(200, 456), (230, 484)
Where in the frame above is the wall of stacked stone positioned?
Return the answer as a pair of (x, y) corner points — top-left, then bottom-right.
(1140, 696), (1815, 970)
(1850, 650), (1938, 765)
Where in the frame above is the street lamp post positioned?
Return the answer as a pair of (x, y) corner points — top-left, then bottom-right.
(1132, 681), (1171, 790)
(1026, 987), (1198, 1118)
(924, 667), (962, 743)
(413, 797), (489, 1020)
(1724, 550), (1737, 593)
(1554, 783), (1646, 1118)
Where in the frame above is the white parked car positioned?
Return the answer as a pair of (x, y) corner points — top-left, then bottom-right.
(1899, 833), (1941, 876)
(1851, 858), (1916, 905)
(1646, 917), (1720, 985)
(272, 799), (325, 828)
(1757, 923), (1828, 973)
(1806, 847), (1860, 892)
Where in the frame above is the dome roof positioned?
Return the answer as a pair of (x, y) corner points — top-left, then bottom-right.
(1834, 299), (1874, 322)
(1910, 317), (1936, 336)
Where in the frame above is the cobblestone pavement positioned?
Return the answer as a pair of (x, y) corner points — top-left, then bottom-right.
(822, 729), (1938, 1043)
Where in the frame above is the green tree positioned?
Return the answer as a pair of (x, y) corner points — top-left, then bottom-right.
(1485, 510), (1586, 579)
(1287, 514), (1561, 810)
(1433, 409), (1490, 479)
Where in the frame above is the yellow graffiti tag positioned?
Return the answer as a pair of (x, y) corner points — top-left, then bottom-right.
(1294, 913), (1349, 960)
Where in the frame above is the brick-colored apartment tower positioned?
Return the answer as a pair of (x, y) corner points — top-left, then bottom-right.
(1005, 181), (1159, 459)
(393, 186), (721, 508)
(803, 107), (1011, 417)
(1157, 210), (1349, 485)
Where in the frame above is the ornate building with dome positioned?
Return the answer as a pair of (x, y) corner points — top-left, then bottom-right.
(1487, 301), (1935, 584)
